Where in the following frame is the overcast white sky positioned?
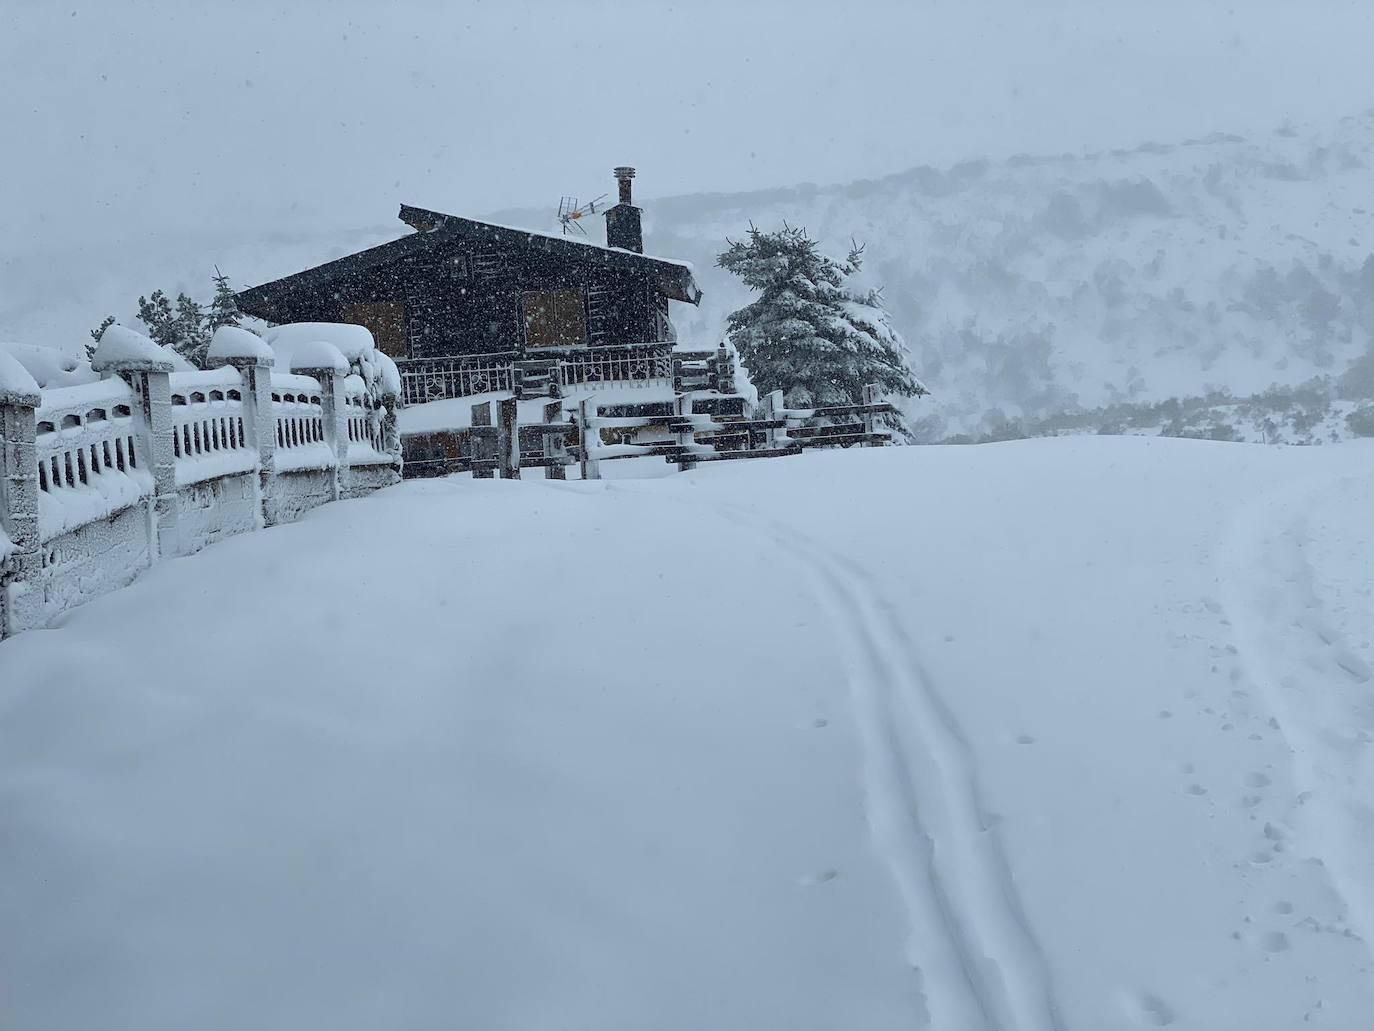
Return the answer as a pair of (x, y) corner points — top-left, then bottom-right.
(2, 0), (1373, 316)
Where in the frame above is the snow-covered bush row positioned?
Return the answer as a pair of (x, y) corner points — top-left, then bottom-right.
(941, 370), (1374, 446)
(0, 324), (403, 637)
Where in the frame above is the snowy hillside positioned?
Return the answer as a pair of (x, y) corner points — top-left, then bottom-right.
(2, 439), (1373, 1029)
(498, 113), (1374, 438)
(4, 114), (1374, 440)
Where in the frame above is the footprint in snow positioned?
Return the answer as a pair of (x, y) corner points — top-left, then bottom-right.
(1245, 771), (1272, 789)
(1123, 991), (1178, 1027)
(1186, 783), (1209, 796)
(1016, 734), (1036, 745)
(797, 869), (839, 887)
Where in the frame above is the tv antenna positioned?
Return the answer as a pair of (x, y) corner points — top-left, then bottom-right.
(557, 194), (607, 236)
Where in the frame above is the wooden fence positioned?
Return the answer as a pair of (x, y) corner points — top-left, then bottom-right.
(401, 386), (895, 480)
(396, 343), (735, 405)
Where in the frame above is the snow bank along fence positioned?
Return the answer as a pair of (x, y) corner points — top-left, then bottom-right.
(402, 385), (895, 480)
(398, 343), (733, 405)
(0, 339), (402, 639)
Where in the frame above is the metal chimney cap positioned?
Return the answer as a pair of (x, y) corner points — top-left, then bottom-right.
(613, 166), (636, 180)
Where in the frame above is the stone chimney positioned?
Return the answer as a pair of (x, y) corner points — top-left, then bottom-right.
(604, 166), (643, 253)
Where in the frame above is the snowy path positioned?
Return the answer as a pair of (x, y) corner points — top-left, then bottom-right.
(629, 489), (1064, 1031)
(2, 437), (1374, 1029)
(1219, 468), (1374, 958)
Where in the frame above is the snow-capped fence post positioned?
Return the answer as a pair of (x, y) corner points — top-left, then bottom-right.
(498, 397), (520, 480)
(96, 350), (180, 561)
(0, 360), (43, 637)
(294, 362), (349, 502)
(470, 401), (495, 479)
(675, 394), (697, 472)
(672, 356), (685, 395)
(542, 401), (567, 481)
(578, 397), (600, 480)
(221, 354), (275, 526)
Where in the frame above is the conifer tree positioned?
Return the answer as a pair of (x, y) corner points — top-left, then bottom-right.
(207, 268), (242, 332)
(136, 289), (210, 368)
(87, 315), (116, 362)
(717, 224), (926, 428)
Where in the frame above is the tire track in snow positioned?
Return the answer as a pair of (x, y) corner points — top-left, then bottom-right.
(703, 500), (1064, 1031)
(1218, 471), (1374, 960)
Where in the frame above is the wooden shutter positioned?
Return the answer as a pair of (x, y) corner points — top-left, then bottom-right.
(522, 289), (587, 348)
(343, 301), (407, 358)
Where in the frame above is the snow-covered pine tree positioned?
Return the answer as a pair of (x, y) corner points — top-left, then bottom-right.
(716, 224), (926, 433)
(207, 268), (242, 333)
(136, 289), (210, 368)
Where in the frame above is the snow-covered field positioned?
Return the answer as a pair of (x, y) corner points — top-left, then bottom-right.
(2, 439), (1373, 1029)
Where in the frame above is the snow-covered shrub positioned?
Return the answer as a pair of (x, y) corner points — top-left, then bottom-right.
(1347, 405), (1374, 438)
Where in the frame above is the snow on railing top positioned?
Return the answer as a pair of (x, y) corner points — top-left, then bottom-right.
(34, 377), (151, 541)
(207, 325), (275, 365)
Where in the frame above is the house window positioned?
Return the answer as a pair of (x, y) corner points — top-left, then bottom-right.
(343, 301), (407, 358)
(522, 288), (587, 348)
(446, 255), (468, 279)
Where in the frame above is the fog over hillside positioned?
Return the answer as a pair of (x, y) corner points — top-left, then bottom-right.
(6, 113), (1374, 441)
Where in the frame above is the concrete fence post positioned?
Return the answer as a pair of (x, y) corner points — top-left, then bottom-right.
(101, 356), (179, 560)
(223, 355), (275, 527)
(297, 365), (349, 501)
(0, 374), (43, 637)
(378, 389), (403, 479)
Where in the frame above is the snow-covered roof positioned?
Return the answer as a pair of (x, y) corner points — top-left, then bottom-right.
(236, 205), (702, 322)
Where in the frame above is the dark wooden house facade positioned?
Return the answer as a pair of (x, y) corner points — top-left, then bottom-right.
(235, 168), (703, 405)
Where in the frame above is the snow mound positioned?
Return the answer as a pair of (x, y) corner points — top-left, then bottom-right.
(0, 349), (41, 401)
(89, 325), (182, 373)
(207, 325), (275, 365)
(287, 340), (349, 374)
(0, 341), (96, 390)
